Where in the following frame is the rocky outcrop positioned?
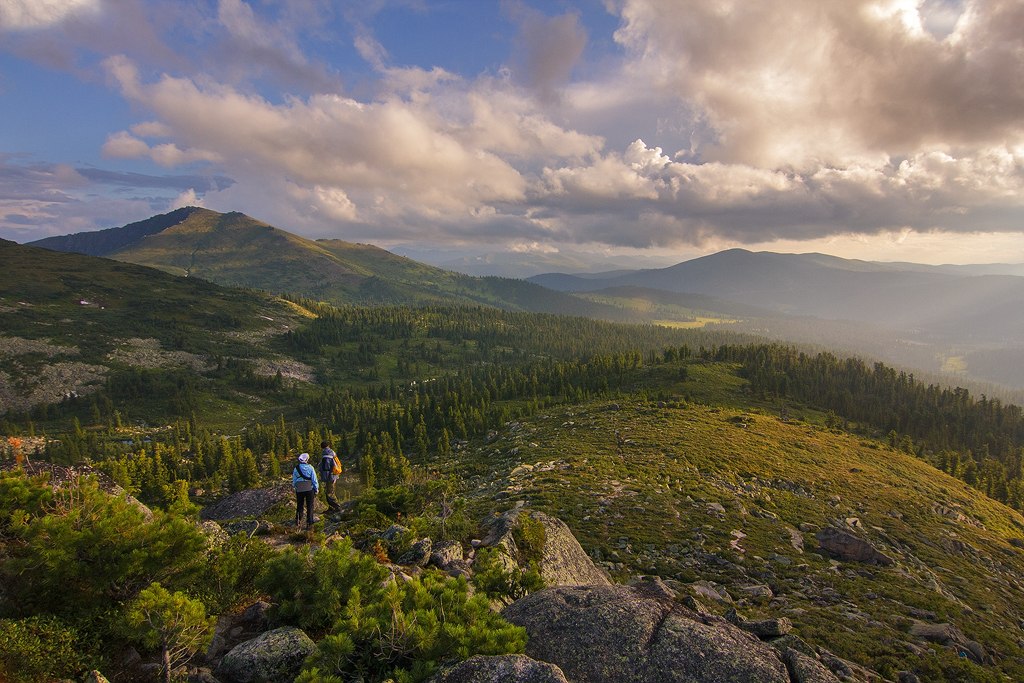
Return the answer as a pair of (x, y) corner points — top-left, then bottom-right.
(201, 484), (293, 521)
(815, 527), (894, 566)
(481, 509), (610, 586)
(429, 654), (569, 683)
(909, 620), (989, 663)
(783, 648), (842, 683)
(397, 537), (433, 566)
(502, 581), (826, 683)
(214, 626), (315, 683)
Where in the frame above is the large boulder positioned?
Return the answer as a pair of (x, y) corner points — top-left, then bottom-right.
(214, 626), (315, 683)
(201, 484), (293, 521)
(481, 509), (610, 587)
(815, 527), (894, 566)
(502, 582), (803, 683)
(430, 654), (569, 683)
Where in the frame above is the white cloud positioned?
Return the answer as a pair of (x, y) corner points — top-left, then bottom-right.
(0, 0), (99, 30)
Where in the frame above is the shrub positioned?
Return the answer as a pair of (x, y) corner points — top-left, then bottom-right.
(512, 513), (547, 565)
(300, 571), (526, 683)
(125, 582), (214, 683)
(470, 547), (544, 605)
(256, 538), (391, 635)
(0, 615), (93, 683)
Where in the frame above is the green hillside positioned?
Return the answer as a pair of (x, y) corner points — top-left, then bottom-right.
(0, 239), (313, 423)
(448, 367), (1024, 680)
(31, 208), (635, 320)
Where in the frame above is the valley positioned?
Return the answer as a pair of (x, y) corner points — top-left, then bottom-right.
(3, 213), (1024, 682)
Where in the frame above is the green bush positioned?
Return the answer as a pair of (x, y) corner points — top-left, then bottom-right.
(193, 534), (275, 613)
(299, 571), (526, 683)
(259, 539), (526, 683)
(0, 615), (93, 683)
(0, 470), (52, 532)
(470, 547), (544, 605)
(0, 475), (207, 621)
(256, 538), (391, 635)
(512, 512), (547, 565)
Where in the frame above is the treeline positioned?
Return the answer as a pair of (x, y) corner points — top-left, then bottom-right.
(726, 344), (1024, 509)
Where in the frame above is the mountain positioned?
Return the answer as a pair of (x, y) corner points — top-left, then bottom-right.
(28, 208), (636, 320)
(29, 206), (206, 257)
(529, 248), (1024, 344)
(0, 238), (312, 420)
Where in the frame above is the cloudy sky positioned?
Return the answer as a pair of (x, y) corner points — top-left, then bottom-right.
(1, 0), (1022, 269)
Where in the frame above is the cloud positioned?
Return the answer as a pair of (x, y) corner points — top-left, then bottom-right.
(0, 154), (232, 240)
(210, 0), (340, 92)
(0, 0), (99, 30)
(609, 0), (1024, 169)
(102, 54), (603, 225)
(507, 4), (588, 101)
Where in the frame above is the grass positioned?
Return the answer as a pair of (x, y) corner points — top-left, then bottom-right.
(445, 361), (1024, 681)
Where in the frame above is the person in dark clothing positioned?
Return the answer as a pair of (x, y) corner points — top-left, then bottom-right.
(318, 441), (342, 512)
(292, 452), (319, 528)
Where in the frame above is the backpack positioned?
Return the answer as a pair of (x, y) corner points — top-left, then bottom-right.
(294, 464), (314, 492)
(321, 450), (342, 477)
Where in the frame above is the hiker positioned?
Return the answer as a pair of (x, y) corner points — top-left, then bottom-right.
(292, 452), (319, 528)
(319, 441), (342, 512)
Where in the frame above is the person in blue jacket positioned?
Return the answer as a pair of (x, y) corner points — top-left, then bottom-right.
(292, 452), (319, 529)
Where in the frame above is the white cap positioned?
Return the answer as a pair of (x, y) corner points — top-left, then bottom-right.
(298, 453), (309, 463)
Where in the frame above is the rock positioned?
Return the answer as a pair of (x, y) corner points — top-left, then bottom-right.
(480, 509), (610, 587)
(430, 539), (464, 568)
(816, 527), (894, 566)
(688, 580), (733, 604)
(83, 672), (111, 683)
(898, 673), (921, 683)
(201, 484), (292, 521)
(214, 627), (315, 683)
(241, 601), (272, 628)
(429, 654), (569, 683)
(187, 667), (221, 683)
(397, 537), (433, 567)
(380, 524), (410, 541)
(200, 520), (230, 546)
(908, 621), (988, 663)
(503, 584), (791, 683)
(221, 520), (272, 537)
(767, 634), (817, 658)
(725, 609), (792, 639)
(739, 584), (774, 599)
(783, 649), (842, 683)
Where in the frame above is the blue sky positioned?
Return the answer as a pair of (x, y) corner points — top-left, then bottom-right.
(1, 0), (1023, 271)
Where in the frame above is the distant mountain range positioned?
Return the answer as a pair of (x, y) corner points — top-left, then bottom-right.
(29, 208), (636, 321)
(24, 209), (1024, 391)
(529, 248), (1024, 344)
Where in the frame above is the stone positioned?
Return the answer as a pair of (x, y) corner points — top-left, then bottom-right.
(689, 580), (733, 604)
(898, 673), (921, 683)
(397, 537), (433, 567)
(240, 601), (272, 628)
(200, 484), (292, 521)
(83, 672), (111, 683)
(908, 621), (988, 663)
(816, 527), (894, 566)
(200, 520), (230, 546)
(214, 627), (315, 683)
(429, 654), (569, 683)
(783, 648), (842, 683)
(503, 584), (791, 683)
(187, 667), (221, 683)
(480, 509), (610, 587)
(429, 539), (464, 569)
(380, 524), (410, 541)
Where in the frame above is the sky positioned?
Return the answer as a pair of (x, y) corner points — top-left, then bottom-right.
(1, 0), (1022, 271)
